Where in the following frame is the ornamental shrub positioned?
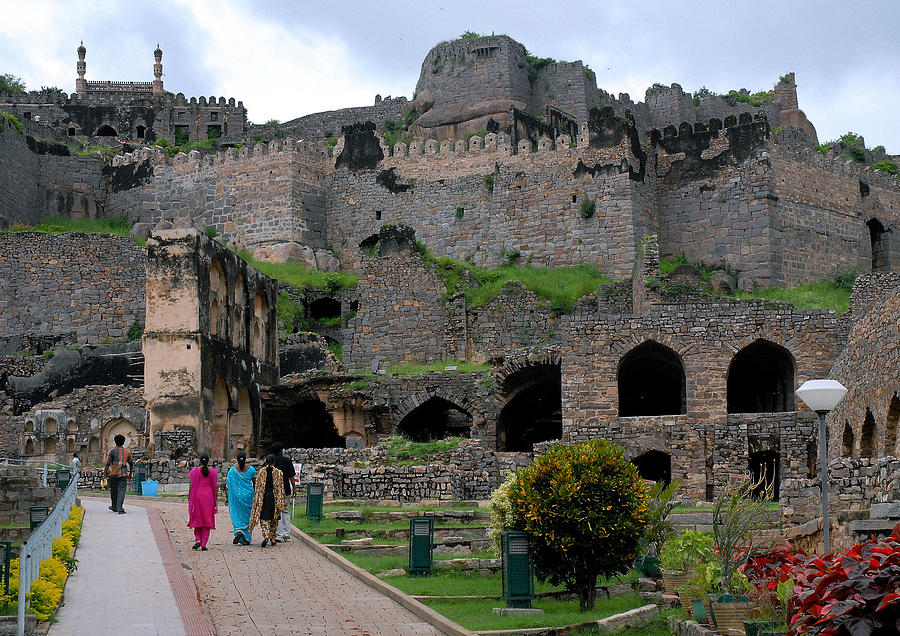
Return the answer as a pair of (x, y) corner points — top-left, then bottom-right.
(507, 439), (649, 611)
(52, 535), (77, 573)
(487, 471), (517, 555)
(27, 578), (62, 622)
(660, 529), (714, 571)
(39, 557), (68, 590)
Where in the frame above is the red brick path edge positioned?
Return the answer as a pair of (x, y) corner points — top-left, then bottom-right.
(138, 501), (215, 636)
(290, 525), (475, 636)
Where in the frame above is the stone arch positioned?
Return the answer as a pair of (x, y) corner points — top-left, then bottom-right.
(618, 340), (685, 416)
(749, 449), (780, 500)
(231, 273), (246, 350)
(25, 438), (35, 454)
(229, 386), (253, 458)
(89, 436), (100, 452)
(309, 297), (341, 321)
(842, 421), (854, 457)
(726, 339), (795, 413)
(209, 259), (227, 338)
(359, 234), (379, 250)
(45, 417), (58, 436)
(885, 394), (900, 457)
(631, 449), (671, 485)
(102, 417), (142, 452)
(44, 437), (57, 455)
(861, 408), (876, 458)
(136, 124), (146, 139)
(868, 217), (890, 271)
(66, 437), (75, 453)
(211, 377), (231, 459)
(397, 396), (473, 441)
(95, 124), (117, 137)
(66, 419), (78, 433)
(251, 291), (269, 359)
(25, 419), (34, 433)
(267, 397), (344, 449)
(497, 360), (562, 452)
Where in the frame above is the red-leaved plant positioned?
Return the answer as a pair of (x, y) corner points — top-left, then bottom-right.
(790, 538), (900, 635)
(743, 541), (805, 619)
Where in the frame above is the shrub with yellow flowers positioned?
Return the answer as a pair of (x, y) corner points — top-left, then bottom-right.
(507, 439), (650, 611)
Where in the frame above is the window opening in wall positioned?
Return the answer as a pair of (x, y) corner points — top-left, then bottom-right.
(807, 439), (817, 477)
(174, 125), (190, 145)
(95, 124), (117, 137)
(727, 339), (795, 413)
(68, 127), (76, 136)
(860, 409), (876, 458)
(842, 421), (854, 457)
(618, 341), (685, 416)
(498, 363), (562, 451)
(266, 399), (345, 449)
(136, 125), (146, 139)
(398, 397), (473, 441)
(749, 450), (780, 500)
(571, 194), (577, 203)
(868, 218), (890, 272)
(885, 394), (900, 456)
(309, 298), (341, 321)
(631, 450), (671, 485)
(207, 125), (221, 140)
(359, 234), (379, 250)
(210, 111), (219, 121)
(44, 437), (57, 455)
(23, 112), (30, 120)
(375, 211), (382, 220)
(25, 438), (35, 454)
(45, 418), (58, 436)
(67, 438), (75, 453)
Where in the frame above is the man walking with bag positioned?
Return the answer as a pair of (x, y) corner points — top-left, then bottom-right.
(105, 434), (134, 514)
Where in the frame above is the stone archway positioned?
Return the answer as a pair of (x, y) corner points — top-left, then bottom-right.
(497, 363), (562, 451)
(211, 378), (231, 459)
(102, 418), (142, 453)
(397, 396), (472, 441)
(618, 340), (685, 416)
(209, 260), (227, 339)
(727, 339), (795, 413)
(632, 450), (672, 485)
(229, 387), (252, 459)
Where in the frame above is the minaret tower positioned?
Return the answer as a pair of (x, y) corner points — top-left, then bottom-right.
(76, 41), (87, 95)
(152, 43), (164, 95)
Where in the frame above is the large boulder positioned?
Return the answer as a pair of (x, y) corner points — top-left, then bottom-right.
(254, 242), (317, 268)
(315, 250), (341, 272)
(737, 272), (756, 293)
(414, 88), (434, 114)
(710, 271), (736, 294)
(130, 222), (153, 241)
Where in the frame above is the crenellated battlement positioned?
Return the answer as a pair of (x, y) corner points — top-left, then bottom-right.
(649, 111), (769, 146)
(0, 89), (243, 109)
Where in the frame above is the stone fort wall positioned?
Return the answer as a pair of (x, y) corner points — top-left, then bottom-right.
(0, 232), (145, 344)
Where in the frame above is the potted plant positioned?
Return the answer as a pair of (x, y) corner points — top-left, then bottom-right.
(636, 479), (680, 578)
(709, 476), (772, 632)
(678, 560), (719, 624)
(756, 579), (794, 636)
(659, 529), (714, 612)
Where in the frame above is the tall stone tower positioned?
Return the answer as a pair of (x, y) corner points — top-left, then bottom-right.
(152, 44), (164, 95)
(75, 41), (87, 95)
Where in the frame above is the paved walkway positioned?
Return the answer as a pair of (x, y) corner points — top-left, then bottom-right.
(51, 496), (453, 635)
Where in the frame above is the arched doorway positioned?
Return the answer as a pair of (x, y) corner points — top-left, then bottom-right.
(231, 274), (246, 350)
(861, 409), (876, 458)
(359, 234), (379, 250)
(251, 291), (269, 359)
(25, 438), (35, 454)
(398, 397), (472, 441)
(45, 417), (59, 436)
(618, 341), (685, 416)
(229, 387), (253, 458)
(842, 421), (854, 457)
(727, 340), (795, 413)
(269, 399), (344, 449)
(209, 260), (226, 338)
(95, 124), (117, 137)
(44, 437), (57, 456)
(749, 450), (780, 500)
(212, 378), (230, 458)
(868, 218), (890, 272)
(309, 298), (341, 321)
(885, 394), (900, 457)
(498, 363), (562, 451)
(631, 450), (671, 485)
(103, 418), (141, 451)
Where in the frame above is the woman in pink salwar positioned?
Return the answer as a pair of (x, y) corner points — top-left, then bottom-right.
(188, 454), (218, 551)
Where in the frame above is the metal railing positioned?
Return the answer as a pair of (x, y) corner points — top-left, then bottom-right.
(0, 458), (76, 486)
(16, 471), (78, 636)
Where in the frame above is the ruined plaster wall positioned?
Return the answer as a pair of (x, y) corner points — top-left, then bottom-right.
(826, 280), (900, 459)
(0, 233), (145, 343)
(654, 116), (779, 285)
(327, 135), (644, 276)
(106, 142), (329, 251)
(0, 123), (106, 224)
(772, 131), (900, 285)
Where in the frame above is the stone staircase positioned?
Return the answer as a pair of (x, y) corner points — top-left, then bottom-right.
(847, 502), (900, 541)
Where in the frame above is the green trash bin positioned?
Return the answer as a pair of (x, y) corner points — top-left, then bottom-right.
(0, 541), (11, 594)
(134, 464), (148, 494)
(408, 517), (434, 576)
(306, 482), (324, 522)
(30, 506), (49, 532)
(501, 531), (535, 609)
(56, 469), (72, 490)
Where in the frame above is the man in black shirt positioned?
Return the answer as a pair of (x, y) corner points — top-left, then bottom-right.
(272, 442), (296, 541)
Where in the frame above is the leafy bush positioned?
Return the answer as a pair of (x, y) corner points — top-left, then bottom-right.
(62, 518), (81, 547)
(1, 110), (25, 134)
(328, 340), (342, 361)
(660, 529), (714, 571)
(508, 439), (649, 611)
(712, 476), (772, 595)
(873, 160), (898, 175)
(727, 90), (774, 107)
(0, 74), (26, 94)
(126, 319), (143, 342)
(39, 556), (68, 589)
(52, 535), (77, 573)
(487, 472), (517, 555)
(580, 198), (596, 219)
(455, 207), (464, 219)
(830, 266), (859, 291)
(264, 119), (280, 126)
(643, 480), (680, 557)
(483, 173), (494, 191)
(27, 578), (62, 622)
(790, 538), (900, 635)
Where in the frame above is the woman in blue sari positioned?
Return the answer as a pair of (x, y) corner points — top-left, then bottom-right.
(226, 451), (256, 545)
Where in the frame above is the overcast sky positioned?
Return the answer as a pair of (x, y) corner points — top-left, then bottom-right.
(2, 0), (898, 152)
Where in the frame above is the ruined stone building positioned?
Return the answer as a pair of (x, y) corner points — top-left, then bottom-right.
(1, 34), (899, 517)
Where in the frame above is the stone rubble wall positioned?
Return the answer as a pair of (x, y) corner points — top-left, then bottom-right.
(0, 466), (60, 525)
(0, 232), (146, 343)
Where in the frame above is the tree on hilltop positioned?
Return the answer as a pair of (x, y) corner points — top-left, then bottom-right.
(0, 74), (26, 94)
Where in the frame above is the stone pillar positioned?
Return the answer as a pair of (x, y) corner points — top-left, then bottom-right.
(76, 41), (87, 95)
(153, 44), (164, 95)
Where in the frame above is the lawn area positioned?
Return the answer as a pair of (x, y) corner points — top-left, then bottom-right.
(578, 607), (686, 636)
(422, 592), (647, 631)
(2, 215), (133, 236)
(381, 569), (638, 598)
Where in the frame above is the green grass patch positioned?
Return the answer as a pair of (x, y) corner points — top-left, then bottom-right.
(579, 607), (685, 636)
(873, 160), (898, 175)
(2, 215), (132, 236)
(343, 379), (370, 391)
(384, 359), (490, 375)
(75, 143), (118, 157)
(422, 592), (646, 631)
(1, 110), (25, 134)
(232, 250), (357, 291)
(385, 436), (466, 464)
(735, 280), (850, 315)
(419, 243), (612, 313)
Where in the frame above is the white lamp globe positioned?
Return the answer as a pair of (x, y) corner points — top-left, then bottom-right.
(795, 379), (848, 412)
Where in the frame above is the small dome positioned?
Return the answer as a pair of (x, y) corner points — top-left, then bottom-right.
(77, 41), (86, 55)
(154, 43), (162, 57)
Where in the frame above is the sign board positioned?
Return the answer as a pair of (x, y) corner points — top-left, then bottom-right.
(346, 435), (363, 450)
(292, 462), (303, 487)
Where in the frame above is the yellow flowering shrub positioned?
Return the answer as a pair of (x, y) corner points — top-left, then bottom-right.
(52, 535), (77, 572)
(508, 439), (650, 611)
(38, 557), (68, 590)
(27, 579), (61, 622)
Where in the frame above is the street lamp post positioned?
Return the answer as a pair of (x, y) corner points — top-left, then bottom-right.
(795, 379), (848, 554)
